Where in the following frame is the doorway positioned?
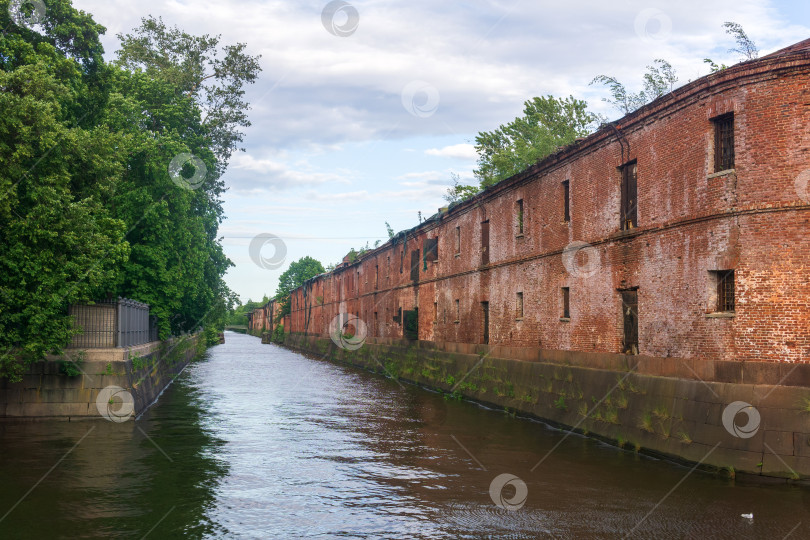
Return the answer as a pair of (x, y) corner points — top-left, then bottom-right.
(481, 302), (489, 345)
(621, 290), (638, 355)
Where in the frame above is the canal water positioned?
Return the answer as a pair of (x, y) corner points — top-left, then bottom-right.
(0, 332), (808, 539)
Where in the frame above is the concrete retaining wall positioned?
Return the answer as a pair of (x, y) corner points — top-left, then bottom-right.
(0, 334), (202, 421)
(284, 333), (810, 481)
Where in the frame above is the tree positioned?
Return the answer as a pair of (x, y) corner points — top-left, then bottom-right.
(275, 257), (326, 320)
(704, 22), (758, 72)
(703, 58), (729, 73)
(591, 59), (678, 115)
(227, 297), (266, 327)
(474, 95), (601, 188)
(0, 1), (129, 380)
(385, 221), (395, 239)
(115, 16), (262, 176)
(0, 1), (258, 379)
(105, 16), (260, 339)
(724, 22), (758, 61)
(443, 172), (480, 204)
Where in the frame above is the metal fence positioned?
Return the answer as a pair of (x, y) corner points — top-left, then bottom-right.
(69, 298), (158, 348)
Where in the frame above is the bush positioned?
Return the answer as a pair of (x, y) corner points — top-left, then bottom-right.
(61, 353), (85, 378)
(272, 325), (285, 344)
(203, 326), (221, 346)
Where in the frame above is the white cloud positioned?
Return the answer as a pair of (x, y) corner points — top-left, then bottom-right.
(397, 171), (445, 182)
(228, 153), (351, 191)
(77, 0), (810, 149)
(425, 144), (478, 160)
(304, 190), (370, 202)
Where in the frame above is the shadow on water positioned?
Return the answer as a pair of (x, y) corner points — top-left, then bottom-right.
(0, 351), (228, 539)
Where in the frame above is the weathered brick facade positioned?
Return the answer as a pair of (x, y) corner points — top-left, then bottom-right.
(286, 40), (810, 372)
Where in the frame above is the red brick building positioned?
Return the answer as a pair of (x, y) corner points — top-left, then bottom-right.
(287, 39), (810, 367)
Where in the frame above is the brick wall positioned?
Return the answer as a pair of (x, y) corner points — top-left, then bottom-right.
(287, 41), (810, 368)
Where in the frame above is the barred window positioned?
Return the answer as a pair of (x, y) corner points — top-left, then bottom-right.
(516, 199), (524, 235)
(563, 180), (570, 222)
(516, 292), (524, 319)
(715, 270), (735, 312)
(620, 161), (637, 230)
(714, 113), (735, 172)
(562, 287), (570, 319)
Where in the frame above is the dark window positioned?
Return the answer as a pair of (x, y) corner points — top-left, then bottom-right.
(455, 299), (460, 322)
(562, 287), (570, 319)
(714, 113), (735, 172)
(620, 161), (638, 230)
(410, 250), (420, 282)
(516, 199), (524, 235)
(622, 290), (639, 355)
(715, 270), (735, 312)
(400, 250), (404, 273)
(404, 309), (418, 340)
(375, 265), (379, 289)
(454, 226), (460, 254)
(482, 302), (489, 344)
(481, 220), (490, 265)
(516, 292), (524, 319)
(563, 180), (570, 222)
(424, 238), (439, 262)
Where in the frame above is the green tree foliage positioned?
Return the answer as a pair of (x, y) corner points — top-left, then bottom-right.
(275, 257), (325, 320)
(703, 58), (729, 73)
(110, 16), (260, 337)
(115, 16), (261, 174)
(474, 95), (601, 188)
(0, 1), (258, 379)
(704, 22), (758, 73)
(0, 1), (127, 380)
(276, 257), (325, 297)
(227, 297), (268, 327)
(723, 22), (758, 61)
(591, 59), (678, 115)
(443, 172), (481, 204)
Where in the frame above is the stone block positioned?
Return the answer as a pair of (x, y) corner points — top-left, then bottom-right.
(751, 384), (807, 409)
(794, 432), (810, 458)
(0, 389), (22, 404)
(761, 452), (810, 479)
(714, 361), (743, 383)
(764, 430), (795, 456)
(741, 361), (782, 385)
(21, 375), (41, 389)
(39, 388), (81, 404)
(758, 407), (809, 434)
(780, 363), (810, 388)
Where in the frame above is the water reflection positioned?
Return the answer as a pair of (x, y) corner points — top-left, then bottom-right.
(0, 362), (227, 539)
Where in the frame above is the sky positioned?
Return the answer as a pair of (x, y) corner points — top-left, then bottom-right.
(72, 0), (810, 303)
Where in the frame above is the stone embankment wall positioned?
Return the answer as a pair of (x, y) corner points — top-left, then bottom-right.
(284, 334), (810, 481)
(0, 334), (202, 421)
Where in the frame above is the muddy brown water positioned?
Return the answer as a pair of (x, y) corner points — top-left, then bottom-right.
(0, 331), (807, 538)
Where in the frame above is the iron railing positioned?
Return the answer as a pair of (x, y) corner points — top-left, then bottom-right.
(69, 298), (157, 348)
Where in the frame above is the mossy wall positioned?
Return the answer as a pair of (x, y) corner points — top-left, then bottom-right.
(0, 334), (203, 420)
(284, 333), (810, 481)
